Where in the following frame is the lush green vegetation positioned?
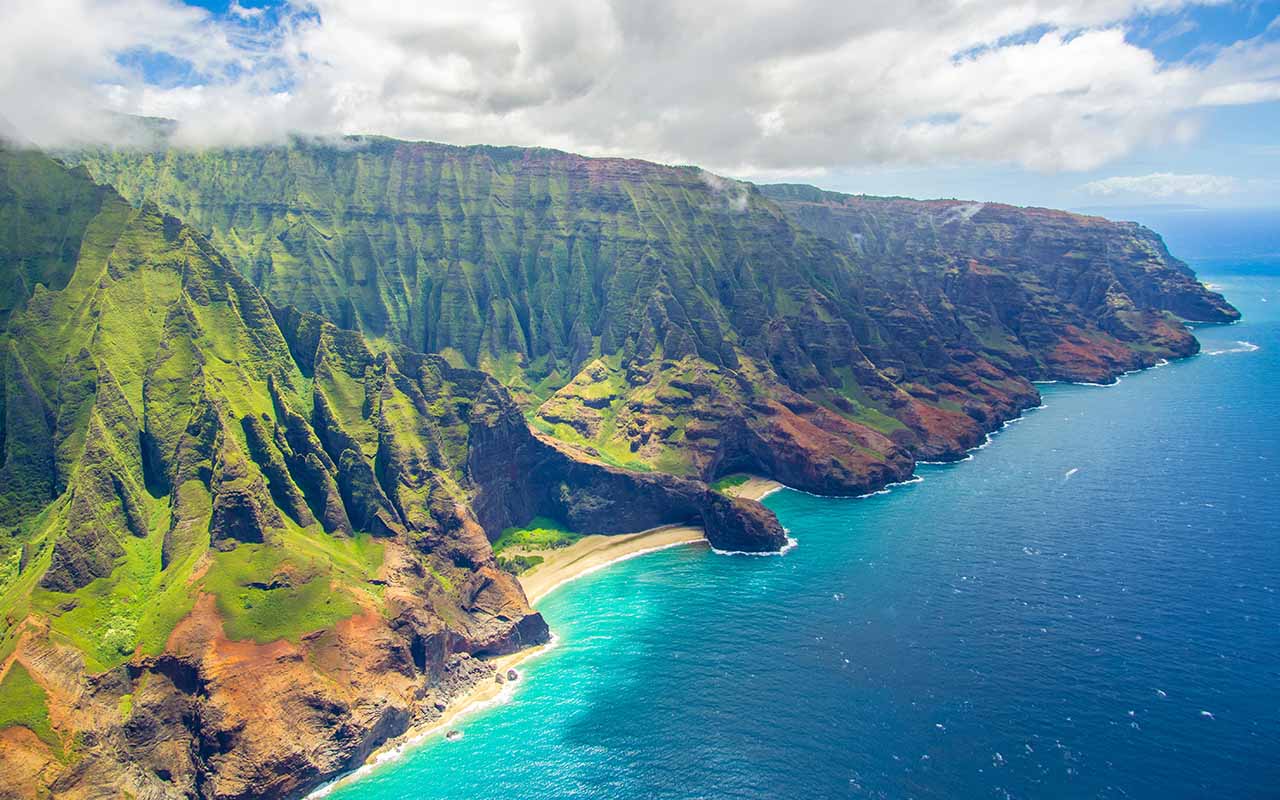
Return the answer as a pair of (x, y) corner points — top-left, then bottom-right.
(710, 474), (750, 493)
(496, 554), (545, 575)
(202, 529), (383, 644)
(0, 141), (1232, 791)
(493, 517), (580, 555)
(0, 663), (61, 756)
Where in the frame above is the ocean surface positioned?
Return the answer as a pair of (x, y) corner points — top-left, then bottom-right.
(329, 240), (1279, 798)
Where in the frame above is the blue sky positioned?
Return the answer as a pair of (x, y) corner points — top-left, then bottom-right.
(785, 1), (1280, 208)
(3, 0), (1278, 209)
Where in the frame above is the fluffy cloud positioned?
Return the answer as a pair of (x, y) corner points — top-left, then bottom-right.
(1, 0), (1277, 174)
(1083, 172), (1240, 197)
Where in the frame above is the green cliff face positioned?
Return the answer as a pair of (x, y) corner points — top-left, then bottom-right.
(759, 183), (1240, 378)
(0, 132), (1239, 798)
(71, 139), (1236, 490)
(0, 145), (782, 798)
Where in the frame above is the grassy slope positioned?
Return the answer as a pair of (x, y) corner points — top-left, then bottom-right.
(0, 149), (486, 694)
(493, 516), (579, 554)
(69, 142), (916, 457)
(0, 662), (61, 757)
(492, 516), (579, 576)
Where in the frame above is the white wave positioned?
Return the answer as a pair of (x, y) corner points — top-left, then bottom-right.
(921, 404), (1039, 460)
(305, 634), (563, 798)
(711, 534), (799, 557)
(1204, 340), (1260, 356)
(532, 538), (709, 603)
(760, 475), (920, 501)
(916, 453), (975, 465)
(853, 474), (925, 498)
(755, 484), (785, 501)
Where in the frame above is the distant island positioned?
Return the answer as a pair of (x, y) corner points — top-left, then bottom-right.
(0, 135), (1236, 799)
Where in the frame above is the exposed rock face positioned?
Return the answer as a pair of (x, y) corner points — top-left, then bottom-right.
(0, 136), (1236, 800)
(0, 146), (779, 798)
(759, 184), (1240, 382)
(70, 139), (1234, 487)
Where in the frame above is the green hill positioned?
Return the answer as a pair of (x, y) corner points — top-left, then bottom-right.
(0, 144), (780, 798)
(71, 138), (1236, 492)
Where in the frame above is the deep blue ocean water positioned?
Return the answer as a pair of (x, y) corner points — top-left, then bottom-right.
(328, 248), (1279, 799)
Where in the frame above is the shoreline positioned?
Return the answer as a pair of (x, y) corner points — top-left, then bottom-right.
(306, 519), (725, 798)
(306, 642), (554, 798)
(518, 523), (710, 605)
(303, 352), (1212, 798)
(308, 480), (789, 797)
(719, 476), (785, 502)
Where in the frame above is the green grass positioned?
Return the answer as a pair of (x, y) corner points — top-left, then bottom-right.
(493, 517), (580, 555)
(831, 368), (908, 435)
(28, 497), (203, 673)
(201, 527), (384, 644)
(0, 662), (61, 757)
(496, 554), (545, 575)
(710, 474), (750, 492)
(530, 416), (655, 472)
(428, 565), (456, 594)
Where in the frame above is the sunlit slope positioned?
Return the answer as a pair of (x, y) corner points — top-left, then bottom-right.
(74, 139), (1236, 492)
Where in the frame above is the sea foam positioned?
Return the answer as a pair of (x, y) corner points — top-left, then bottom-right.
(1204, 340), (1260, 356)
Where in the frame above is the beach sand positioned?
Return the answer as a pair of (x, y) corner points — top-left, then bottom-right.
(403, 526), (712, 744)
(515, 474), (783, 603)
(518, 524), (707, 605)
(719, 475), (784, 502)
(309, 483), (786, 796)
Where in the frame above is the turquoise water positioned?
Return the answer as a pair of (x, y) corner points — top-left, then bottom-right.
(330, 265), (1279, 799)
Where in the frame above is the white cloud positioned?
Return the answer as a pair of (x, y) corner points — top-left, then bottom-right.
(0, 0), (1276, 174)
(1083, 172), (1240, 197)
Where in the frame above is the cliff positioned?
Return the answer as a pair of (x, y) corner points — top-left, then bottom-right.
(0, 146), (782, 799)
(759, 184), (1239, 381)
(0, 134), (1237, 798)
(70, 139), (1236, 480)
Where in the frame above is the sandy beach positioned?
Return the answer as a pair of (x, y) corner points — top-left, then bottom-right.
(515, 474), (782, 603)
(309, 483), (787, 796)
(518, 524), (708, 605)
(719, 475), (785, 502)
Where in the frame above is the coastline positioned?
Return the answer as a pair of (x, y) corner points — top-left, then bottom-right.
(719, 476), (785, 502)
(304, 367), (1189, 798)
(305, 641), (551, 798)
(518, 524), (710, 605)
(306, 519), (725, 798)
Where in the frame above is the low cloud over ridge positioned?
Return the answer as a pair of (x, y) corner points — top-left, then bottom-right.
(2, 0), (1279, 177)
(1083, 172), (1242, 198)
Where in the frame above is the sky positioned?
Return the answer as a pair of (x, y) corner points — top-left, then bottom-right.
(1, 0), (1278, 209)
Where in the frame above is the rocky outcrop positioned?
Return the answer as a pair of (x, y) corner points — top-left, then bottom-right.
(68, 138), (1235, 492)
(0, 136), (1239, 800)
(467, 392), (787, 552)
(0, 146), (785, 799)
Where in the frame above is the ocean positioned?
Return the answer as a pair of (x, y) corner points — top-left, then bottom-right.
(327, 218), (1279, 799)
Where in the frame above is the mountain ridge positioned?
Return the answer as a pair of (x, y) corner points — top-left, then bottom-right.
(67, 137), (1236, 491)
(0, 144), (782, 798)
(0, 131), (1238, 798)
